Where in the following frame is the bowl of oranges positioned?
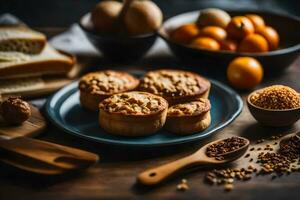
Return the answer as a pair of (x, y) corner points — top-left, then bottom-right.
(158, 9), (300, 72)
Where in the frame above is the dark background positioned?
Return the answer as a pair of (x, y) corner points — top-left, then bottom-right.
(0, 0), (299, 27)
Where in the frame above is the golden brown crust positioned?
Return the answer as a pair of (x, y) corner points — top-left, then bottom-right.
(79, 70), (139, 111)
(165, 98), (211, 135)
(165, 111), (211, 135)
(139, 69), (211, 104)
(167, 98), (211, 117)
(98, 91), (168, 136)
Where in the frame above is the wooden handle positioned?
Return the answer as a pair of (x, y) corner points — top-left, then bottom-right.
(137, 154), (206, 186)
(0, 136), (99, 170)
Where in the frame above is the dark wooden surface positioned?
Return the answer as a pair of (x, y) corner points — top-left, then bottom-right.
(0, 29), (299, 200)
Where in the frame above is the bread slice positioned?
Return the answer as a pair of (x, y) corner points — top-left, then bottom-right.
(0, 76), (71, 98)
(0, 44), (75, 79)
(0, 26), (46, 54)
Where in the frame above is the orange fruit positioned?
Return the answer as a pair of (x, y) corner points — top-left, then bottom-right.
(226, 16), (254, 40)
(238, 34), (269, 53)
(256, 26), (279, 50)
(190, 37), (220, 51)
(199, 26), (227, 41)
(245, 14), (265, 31)
(220, 39), (238, 51)
(170, 24), (200, 44)
(227, 57), (263, 89)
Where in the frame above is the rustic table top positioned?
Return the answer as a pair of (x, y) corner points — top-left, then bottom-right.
(0, 28), (299, 200)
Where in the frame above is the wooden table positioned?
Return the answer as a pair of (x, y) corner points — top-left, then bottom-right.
(0, 29), (299, 200)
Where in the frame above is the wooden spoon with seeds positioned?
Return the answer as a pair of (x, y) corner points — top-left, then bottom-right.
(279, 132), (300, 148)
(137, 136), (249, 186)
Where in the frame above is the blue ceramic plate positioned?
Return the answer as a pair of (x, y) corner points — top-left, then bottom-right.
(45, 76), (243, 147)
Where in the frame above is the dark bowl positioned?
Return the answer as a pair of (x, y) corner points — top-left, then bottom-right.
(247, 90), (300, 127)
(79, 13), (157, 62)
(158, 10), (300, 73)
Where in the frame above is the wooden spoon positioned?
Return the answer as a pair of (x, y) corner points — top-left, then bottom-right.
(137, 136), (249, 186)
(0, 135), (99, 171)
(279, 132), (300, 148)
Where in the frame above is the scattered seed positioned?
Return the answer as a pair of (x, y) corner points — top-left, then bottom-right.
(224, 183), (234, 191)
(177, 179), (189, 191)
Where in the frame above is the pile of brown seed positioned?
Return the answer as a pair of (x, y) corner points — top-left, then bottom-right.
(204, 133), (300, 191)
(206, 137), (247, 160)
(250, 85), (300, 110)
(258, 133), (300, 174)
(280, 134), (300, 160)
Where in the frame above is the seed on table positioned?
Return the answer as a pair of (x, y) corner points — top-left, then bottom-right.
(224, 183), (234, 191)
(226, 178), (234, 184)
(244, 174), (252, 180)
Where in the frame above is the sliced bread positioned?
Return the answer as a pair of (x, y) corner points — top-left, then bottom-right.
(0, 44), (75, 79)
(0, 26), (46, 54)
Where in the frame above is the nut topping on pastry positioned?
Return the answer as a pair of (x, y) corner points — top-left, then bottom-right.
(139, 69), (210, 104)
(168, 98), (211, 116)
(79, 70), (138, 95)
(99, 91), (167, 115)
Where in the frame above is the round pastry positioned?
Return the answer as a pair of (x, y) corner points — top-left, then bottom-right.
(0, 97), (31, 125)
(79, 70), (139, 111)
(139, 69), (211, 105)
(99, 91), (168, 136)
(165, 98), (211, 135)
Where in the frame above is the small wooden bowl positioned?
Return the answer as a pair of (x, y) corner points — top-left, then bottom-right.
(247, 90), (300, 127)
(79, 13), (157, 62)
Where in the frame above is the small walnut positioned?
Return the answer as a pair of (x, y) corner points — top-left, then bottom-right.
(1, 97), (31, 125)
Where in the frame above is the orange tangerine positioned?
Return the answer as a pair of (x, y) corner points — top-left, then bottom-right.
(256, 26), (280, 50)
(199, 26), (227, 41)
(238, 34), (269, 53)
(170, 24), (200, 44)
(190, 37), (220, 51)
(226, 16), (255, 40)
(245, 14), (265, 31)
(227, 57), (263, 89)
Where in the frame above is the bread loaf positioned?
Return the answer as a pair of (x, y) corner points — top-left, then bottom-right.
(0, 26), (46, 54)
(0, 44), (74, 79)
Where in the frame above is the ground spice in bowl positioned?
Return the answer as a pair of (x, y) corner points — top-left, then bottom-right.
(250, 85), (300, 110)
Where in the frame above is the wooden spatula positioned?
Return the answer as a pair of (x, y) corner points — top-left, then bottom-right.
(0, 135), (99, 173)
(0, 148), (68, 175)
